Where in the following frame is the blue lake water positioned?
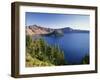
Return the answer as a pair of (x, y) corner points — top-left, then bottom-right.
(43, 32), (89, 64)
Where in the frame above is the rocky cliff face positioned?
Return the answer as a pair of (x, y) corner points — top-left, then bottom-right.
(26, 25), (54, 35)
(26, 25), (89, 36)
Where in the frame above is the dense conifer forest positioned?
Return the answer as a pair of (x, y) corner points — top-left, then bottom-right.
(26, 35), (66, 67)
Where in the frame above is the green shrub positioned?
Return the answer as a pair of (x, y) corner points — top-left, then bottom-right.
(81, 55), (89, 64)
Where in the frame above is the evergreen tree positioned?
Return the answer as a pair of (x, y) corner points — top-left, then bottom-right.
(26, 35), (66, 67)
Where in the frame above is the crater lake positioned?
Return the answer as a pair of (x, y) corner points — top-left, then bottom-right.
(43, 32), (89, 65)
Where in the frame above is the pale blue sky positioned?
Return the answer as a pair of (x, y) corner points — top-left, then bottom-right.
(25, 12), (90, 30)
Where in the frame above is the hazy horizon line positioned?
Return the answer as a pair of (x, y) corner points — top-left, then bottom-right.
(26, 24), (89, 30)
